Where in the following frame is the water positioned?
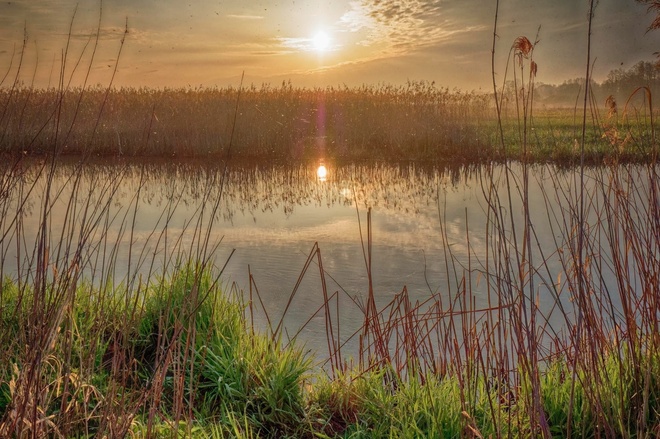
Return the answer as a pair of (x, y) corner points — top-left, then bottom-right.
(1, 158), (656, 363)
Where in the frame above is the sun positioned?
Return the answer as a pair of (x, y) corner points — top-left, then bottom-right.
(312, 30), (331, 52)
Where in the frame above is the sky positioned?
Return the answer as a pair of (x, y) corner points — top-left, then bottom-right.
(0, 0), (658, 91)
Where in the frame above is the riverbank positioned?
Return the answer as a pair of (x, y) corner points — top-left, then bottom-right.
(2, 263), (659, 438)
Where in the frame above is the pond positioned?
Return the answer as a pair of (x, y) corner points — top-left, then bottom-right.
(1, 158), (656, 366)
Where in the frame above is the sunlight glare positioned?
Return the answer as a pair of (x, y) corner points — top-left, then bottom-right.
(317, 164), (328, 181)
(312, 31), (331, 52)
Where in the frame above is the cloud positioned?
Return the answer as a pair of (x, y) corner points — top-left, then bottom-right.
(339, 0), (482, 54)
(339, 1), (378, 33)
(62, 25), (128, 41)
(226, 14), (264, 20)
(277, 36), (313, 51)
(277, 36), (340, 53)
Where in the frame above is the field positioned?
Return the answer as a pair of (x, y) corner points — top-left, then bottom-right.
(0, 83), (656, 164)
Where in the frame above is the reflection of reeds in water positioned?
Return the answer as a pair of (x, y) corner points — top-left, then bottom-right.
(311, 169), (659, 438)
(17, 158), (474, 221)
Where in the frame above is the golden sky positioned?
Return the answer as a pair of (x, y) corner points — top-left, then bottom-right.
(0, 0), (658, 90)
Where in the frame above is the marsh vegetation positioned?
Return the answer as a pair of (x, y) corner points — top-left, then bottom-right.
(1, 8), (659, 438)
(0, 78), (657, 164)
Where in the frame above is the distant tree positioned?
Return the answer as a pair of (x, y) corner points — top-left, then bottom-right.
(529, 61), (659, 107)
(603, 61), (658, 86)
(601, 60), (660, 104)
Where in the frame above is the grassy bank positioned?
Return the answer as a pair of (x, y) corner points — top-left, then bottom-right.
(1, 257), (659, 438)
(0, 265), (310, 438)
(0, 84), (656, 164)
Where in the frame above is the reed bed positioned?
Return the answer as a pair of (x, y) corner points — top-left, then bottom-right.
(0, 83), (492, 162)
(1, 83), (656, 164)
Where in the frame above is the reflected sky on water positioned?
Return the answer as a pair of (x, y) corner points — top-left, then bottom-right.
(2, 158), (654, 361)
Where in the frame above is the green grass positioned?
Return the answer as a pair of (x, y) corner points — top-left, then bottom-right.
(0, 265), (311, 438)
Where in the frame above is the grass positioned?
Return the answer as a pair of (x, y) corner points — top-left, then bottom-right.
(0, 83), (490, 161)
(2, 260), (659, 438)
(0, 265), (311, 438)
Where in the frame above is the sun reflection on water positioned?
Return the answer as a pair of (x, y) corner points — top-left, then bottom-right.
(316, 164), (328, 181)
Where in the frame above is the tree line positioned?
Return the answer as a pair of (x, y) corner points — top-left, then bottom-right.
(530, 60), (659, 108)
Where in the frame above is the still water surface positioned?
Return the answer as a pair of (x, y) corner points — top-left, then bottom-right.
(2, 159), (653, 361)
